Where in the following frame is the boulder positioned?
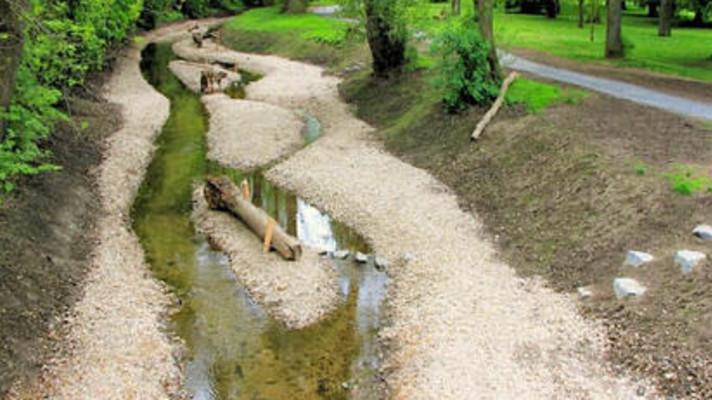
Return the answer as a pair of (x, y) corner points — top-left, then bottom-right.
(693, 224), (712, 240)
(355, 252), (369, 263)
(624, 250), (654, 267)
(613, 278), (646, 299)
(674, 250), (706, 274)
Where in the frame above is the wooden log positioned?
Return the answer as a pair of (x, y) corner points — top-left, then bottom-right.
(471, 71), (519, 141)
(205, 176), (303, 261)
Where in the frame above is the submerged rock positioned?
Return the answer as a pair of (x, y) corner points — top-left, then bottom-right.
(355, 252), (369, 263)
(624, 251), (654, 267)
(613, 278), (646, 299)
(374, 256), (389, 270)
(332, 250), (350, 260)
(693, 224), (712, 240)
(674, 250), (706, 274)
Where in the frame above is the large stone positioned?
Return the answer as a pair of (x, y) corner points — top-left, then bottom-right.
(374, 256), (389, 270)
(613, 278), (646, 299)
(674, 250), (706, 274)
(624, 250), (654, 267)
(332, 250), (350, 260)
(693, 224), (712, 240)
(355, 252), (369, 264)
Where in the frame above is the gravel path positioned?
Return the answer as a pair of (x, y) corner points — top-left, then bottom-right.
(174, 36), (656, 398)
(500, 52), (712, 121)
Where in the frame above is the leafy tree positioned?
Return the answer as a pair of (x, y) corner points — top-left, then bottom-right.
(475, 0), (500, 79)
(0, 0), (25, 141)
(659, 0), (673, 36)
(606, 0), (624, 58)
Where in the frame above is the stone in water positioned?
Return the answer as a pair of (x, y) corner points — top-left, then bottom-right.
(355, 252), (369, 263)
(332, 250), (350, 260)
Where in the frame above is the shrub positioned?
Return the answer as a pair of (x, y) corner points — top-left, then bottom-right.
(432, 21), (501, 112)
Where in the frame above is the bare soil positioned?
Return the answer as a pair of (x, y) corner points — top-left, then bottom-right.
(0, 95), (118, 396)
(344, 71), (712, 398)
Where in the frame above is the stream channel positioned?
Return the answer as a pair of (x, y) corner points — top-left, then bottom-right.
(132, 42), (387, 399)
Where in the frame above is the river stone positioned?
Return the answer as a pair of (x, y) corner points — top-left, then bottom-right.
(674, 250), (706, 274)
(613, 278), (646, 299)
(624, 250), (654, 267)
(693, 224), (712, 240)
(332, 250), (350, 260)
(355, 252), (369, 263)
(577, 286), (593, 299)
(375, 256), (388, 270)
(168, 60), (240, 94)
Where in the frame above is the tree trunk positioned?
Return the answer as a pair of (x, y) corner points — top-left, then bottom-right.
(647, 3), (658, 18)
(544, 0), (558, 18)
(621, 0), (627, 10)
(692, 9), (704, 26)
(364, 0), (406, 78)
(606, 0), (624, 58)
(204, 176), (303, 261)
(0, 0), (24, 141)
(282, 0), (307, 13)
(475, 0), (501, 80)
(658, 0), (672, 36)
(452, 0), (461, 16)
(578, 0), (585, 27)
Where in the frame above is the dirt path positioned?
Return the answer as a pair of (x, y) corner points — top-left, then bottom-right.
(175, 36), (656, 398)
(501, 51), (712, 121)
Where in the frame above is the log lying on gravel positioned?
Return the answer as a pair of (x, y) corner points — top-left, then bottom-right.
(204, 176), (303, 260)
(471, 71), (519, 141)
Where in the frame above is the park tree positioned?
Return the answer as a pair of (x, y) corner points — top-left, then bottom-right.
(363, 0), (407, 77)
(578, 0), (585, 27)
(658, 0), (673, 36)
(0, 0), (24, 140)
(452, 0), (461, 16)
(475, 0), (500, 79)
(606, 0), (624, 57)
(283, 0), (307, 13)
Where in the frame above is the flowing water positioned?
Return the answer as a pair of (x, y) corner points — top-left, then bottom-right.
(133, 43), (386, 400)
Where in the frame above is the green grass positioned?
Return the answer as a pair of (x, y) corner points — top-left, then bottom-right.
(224, 6), (349, 46)
(507, 78), (586, 113)
(664, 164), (712, 195)
(415, 2), (712, 82)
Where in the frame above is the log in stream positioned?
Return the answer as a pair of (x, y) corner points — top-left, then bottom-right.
(133, 42), (386, 399)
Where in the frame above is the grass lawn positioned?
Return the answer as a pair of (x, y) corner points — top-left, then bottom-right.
(417, 2), (712, 82)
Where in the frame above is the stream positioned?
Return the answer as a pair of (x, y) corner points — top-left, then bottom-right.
(132, 42), (386, 400)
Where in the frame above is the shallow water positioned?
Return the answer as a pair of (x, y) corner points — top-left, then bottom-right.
(133, 43), (386, 399)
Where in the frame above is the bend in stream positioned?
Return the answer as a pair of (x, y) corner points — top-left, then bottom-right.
(133, 42), (386, 400)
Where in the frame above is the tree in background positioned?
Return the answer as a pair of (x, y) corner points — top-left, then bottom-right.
(0, 0), (24, 141)
(283, 0), (307, 13)
(475, 0), (500, 79)
(363, 0), (407, 77)
(452, 0), (461, 15)
(606, 0), (624, 57)
(658, 0), (673, 36)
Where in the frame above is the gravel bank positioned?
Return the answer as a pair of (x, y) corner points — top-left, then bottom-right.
(192, 186), (339, 329)
(202, 94), (304, 170)
(6, 21), (227, 400)
(175, 37), (655, 398)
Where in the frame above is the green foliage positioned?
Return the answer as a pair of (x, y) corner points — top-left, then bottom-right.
(633, 161), (648, 176)
(432, 21), (500, 111)
(506, 78), (586, 113)
(665, 165), (712, 195)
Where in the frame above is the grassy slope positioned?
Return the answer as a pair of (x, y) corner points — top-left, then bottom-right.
(418, 2), (712, 82)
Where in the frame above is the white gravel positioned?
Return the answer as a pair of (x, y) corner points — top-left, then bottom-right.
(201, 94), (304, 170)
(192, 186), (339, 329)
(172, 37), (656, 398)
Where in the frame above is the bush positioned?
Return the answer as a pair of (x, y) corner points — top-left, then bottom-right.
(432, 21), (501, 112)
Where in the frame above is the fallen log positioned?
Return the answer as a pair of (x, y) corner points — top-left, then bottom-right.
(471, 71), (519, 141)
(204, 176), (303, 261)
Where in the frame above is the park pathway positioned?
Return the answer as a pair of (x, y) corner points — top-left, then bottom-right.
(500, 52), (712, 121)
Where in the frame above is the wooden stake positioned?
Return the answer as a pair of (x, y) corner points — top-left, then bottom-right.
(263, 218), (275, 253)
(471, 71), (519, 142)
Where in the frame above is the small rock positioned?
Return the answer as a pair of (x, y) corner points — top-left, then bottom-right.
(332, 250), (350, 260)
(316, 247), (329, 256)
(355, 252), (369, 263)
(636, 386), (646, 397)
(693, 224), (712, 240)
(374, 256), (388, 270)
(613, 278), (646, 299)
(674, 250), (706, 274)
(341, 381), (349, 390)
(624, 250), (654, 267)
(577, 286), (593, 299)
